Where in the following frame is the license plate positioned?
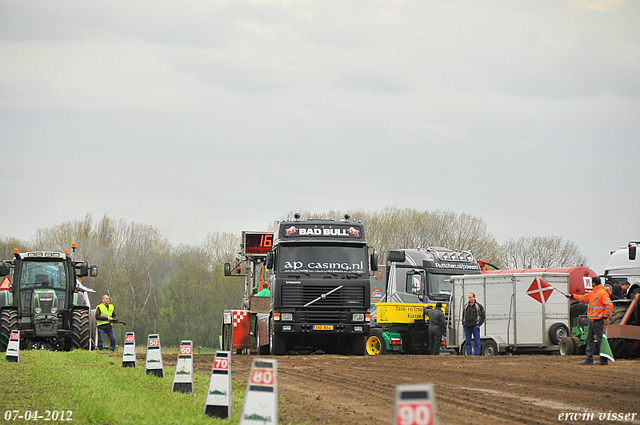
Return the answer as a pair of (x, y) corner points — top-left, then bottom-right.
(313, 325), (334, 331)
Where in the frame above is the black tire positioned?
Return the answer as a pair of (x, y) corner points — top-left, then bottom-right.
(270, 318), (287, 355)
(559, 337), (575, 356)
(366, 328), (387, 356)
(549, 323), (569, 345)
(570, 336), (584, 355)
(481, 339), (498, 356)
(0, 308), (19, 352)
(350, 335), (366, 356)
(221, 323), (232, 351)
(70, 309), (90, 350)
(570, 302), (588, 328)
(607, 305), (635, 359)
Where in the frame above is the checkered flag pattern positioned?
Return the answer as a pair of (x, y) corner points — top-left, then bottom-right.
(233, 311), (248, 328)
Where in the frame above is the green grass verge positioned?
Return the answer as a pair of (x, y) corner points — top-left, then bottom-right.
(0, 350), (250, 425)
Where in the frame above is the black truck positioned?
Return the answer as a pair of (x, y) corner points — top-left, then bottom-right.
(258, 214), (377, 355)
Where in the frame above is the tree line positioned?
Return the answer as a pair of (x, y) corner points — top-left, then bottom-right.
(0, 209), (587, 347)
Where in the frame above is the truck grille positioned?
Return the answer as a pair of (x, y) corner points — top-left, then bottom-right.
(299, 311), (346, 323)
(281, 285), (365, 308)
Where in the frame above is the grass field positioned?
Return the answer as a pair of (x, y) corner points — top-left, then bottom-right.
(0, 350), (248, 425)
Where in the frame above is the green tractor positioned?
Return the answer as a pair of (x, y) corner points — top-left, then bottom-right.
(0, 244), (98, 351)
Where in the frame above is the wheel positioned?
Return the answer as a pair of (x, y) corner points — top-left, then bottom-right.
(481, 339), (497, 356)
(559, 337), (575, 356)
(0, 308), (19, 352)
(570, 303), (587, 328)
(549, 323), (569, 345)
(350, 335), (366, 356)
(70, 309), (90, 350)
(269, 317), (287, 355)
(607, 305), (637, 359)
(366, 329), (386, 355)
(256, 326), (269, 355)
(570, 336), (583, 355)
(221, 323), (232, 351)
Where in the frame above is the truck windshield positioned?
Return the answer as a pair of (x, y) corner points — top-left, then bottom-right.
(19, 260), (68, 290)
(278, 244), (367, 274)
(427, 273), (452, 299)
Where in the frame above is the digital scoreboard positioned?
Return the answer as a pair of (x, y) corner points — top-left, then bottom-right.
(242, 232), (274, 256)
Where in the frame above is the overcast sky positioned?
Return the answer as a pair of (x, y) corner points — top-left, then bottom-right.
(1, 0), (639, 273)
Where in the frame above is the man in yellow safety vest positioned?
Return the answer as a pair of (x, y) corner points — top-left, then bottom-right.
(96, 295), (117, 351)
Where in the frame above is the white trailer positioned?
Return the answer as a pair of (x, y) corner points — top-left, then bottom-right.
(447, 272), (571, 355)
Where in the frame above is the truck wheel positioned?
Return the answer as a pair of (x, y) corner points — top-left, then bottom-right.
(350, 335), (366, 356)
(366, 329), (386, 355)
(269, 318), (287, 355)
(559, 337), (575, 356)
(0, 308), (19, 352)
(549, 323), (569, 345)
(481, 339), (497, 356)
(70, 309), (90, 350)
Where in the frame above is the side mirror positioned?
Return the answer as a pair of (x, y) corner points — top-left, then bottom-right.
(0, 264), (10, 277)
(79, 264), (88, 278)
(387, 250), (405, 263)
(90, 266), (98, 278)
(224, 263), (231, 276)
(266, 252), (274, 270)
(370, 253), (379, 271)
(630, 245), (637, 261)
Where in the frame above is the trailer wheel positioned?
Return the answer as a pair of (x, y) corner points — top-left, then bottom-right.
(0, 308), (19, 352)
(549, 323), (569, 345)
(481, 340), (497, 356)
(366, 329), (386, 355)
(559, 337), (575, 356)
(70, 309), (90, 350)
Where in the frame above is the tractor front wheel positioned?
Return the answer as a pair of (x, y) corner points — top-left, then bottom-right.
(0, 309), (19, 352)
(70, 309), (90, 350)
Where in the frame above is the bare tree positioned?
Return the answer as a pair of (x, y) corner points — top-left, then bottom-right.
(500, 235), (588, 269)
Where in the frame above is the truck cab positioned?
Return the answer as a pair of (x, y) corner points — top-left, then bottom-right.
(263, 215), (376, 355)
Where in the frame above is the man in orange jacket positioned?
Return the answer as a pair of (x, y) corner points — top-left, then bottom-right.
(566, 276), (613, 365)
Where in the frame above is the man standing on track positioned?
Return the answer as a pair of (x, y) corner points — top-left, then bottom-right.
(424, 302), (446, 355)
(566, 276), (613, 365)
(96, 295), (117, 351)
(462, 293), (485, 356)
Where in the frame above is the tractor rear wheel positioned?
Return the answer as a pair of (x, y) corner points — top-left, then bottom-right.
(70, 309), (90, 350)
(0, 308), (19, 352)
(607, 305), (638, 359)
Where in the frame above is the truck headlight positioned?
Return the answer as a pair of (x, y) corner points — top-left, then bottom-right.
(282, 325), (292, 331)
(354, 326), (363, 332)
(35, 307), (41, 314)
(281, 313), (293, 321)
(352, 313), (364, 322)
(51, 307), (57, 314)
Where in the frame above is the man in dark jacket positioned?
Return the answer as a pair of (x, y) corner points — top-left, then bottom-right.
(462, 293), (485, 356)
(424, 302), (446, 355)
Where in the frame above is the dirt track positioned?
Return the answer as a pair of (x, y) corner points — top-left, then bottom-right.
(163, 353), (640, 425)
